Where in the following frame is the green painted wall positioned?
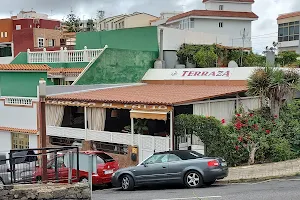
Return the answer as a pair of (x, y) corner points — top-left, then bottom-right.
(75, 48), (158, 85)
(76, 26), (159, 51)
(0, 72), (48, 97)
(10, 52), (27, 64)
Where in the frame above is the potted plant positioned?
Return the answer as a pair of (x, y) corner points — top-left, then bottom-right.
(124, 119), (149, 134)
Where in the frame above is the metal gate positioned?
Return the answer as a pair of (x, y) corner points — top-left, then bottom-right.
(138, 135), (170, 163)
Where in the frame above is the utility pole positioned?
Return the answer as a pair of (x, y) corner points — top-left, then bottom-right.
(39, 79), (47, 183)
(240, 28), (248, 67)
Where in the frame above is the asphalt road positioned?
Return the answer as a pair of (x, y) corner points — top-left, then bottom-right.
(93, 177), (300, 200)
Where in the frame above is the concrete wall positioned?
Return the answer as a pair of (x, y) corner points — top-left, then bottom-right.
(0, 19), (13, 43)
(75, 48), (158, 85)
(0, 72), (47, 97)
(205, 2), (252, 12)
(0, 56), (14, 64)
(193, 18), (252, 48)
(29, 134), (38, 149)
(76, 26), (159, 51)
(160, 27), (231, 50)
(164, 50), (178, 68)
(0, 184), (90, 200)
(125, 14), (157, 29)
(0, 99), (38, 130)
(0, 131), (12, 152)
(33, 28), (61, 48)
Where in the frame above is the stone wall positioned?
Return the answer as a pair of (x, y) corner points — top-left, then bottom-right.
(0, 183), (90, 200)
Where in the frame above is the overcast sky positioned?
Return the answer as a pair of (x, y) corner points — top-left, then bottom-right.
(0, 0), (299, 53)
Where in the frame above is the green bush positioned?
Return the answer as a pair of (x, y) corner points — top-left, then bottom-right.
(268, 137), (295, 162)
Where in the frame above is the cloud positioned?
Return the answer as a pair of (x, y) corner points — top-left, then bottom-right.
(0, 0), (298, 53)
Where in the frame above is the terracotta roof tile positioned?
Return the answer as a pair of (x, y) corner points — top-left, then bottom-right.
(167, 10), (258, 23)
(277, 11), (300, 20)
(47, 84), (247, 105)
(0, 64), (50, 71)
(203, 0), (254, 3)
(0, 127), (38, 134)
(48, 68), (84, 75)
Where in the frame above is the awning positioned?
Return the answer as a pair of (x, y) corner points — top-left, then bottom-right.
(130, 110), (168, 121)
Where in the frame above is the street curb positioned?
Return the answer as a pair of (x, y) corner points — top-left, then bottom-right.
(218, 172), (300, 184)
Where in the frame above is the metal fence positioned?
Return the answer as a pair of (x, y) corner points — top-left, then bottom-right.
(0, 147), (79, 185)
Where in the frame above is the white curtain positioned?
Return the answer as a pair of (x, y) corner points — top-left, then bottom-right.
(46, 105), (64, 126)
(87, 107), (106, 131)
(240, 97), (261, 111)
(193, 103), (210, 116)
(193, 100), (235, 123)
(210, 101), (235, 122)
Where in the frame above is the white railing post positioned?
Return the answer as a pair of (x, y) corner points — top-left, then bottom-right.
(83, 46), (88, 62)
(27, 49), (31, 63)
(42, 48), (47, 62)
(64, 47), (68, 62)
(59, 47), (64, 62)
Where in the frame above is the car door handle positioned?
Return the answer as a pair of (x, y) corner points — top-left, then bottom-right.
(162, 166), (167, 169)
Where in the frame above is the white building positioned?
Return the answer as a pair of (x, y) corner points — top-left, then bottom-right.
(16, 11), (48, 19)
(165, 0), (258, 48)
(277, 11), (300, 53)
(96, 12), (158, 31)
(151, 12), (183, 26)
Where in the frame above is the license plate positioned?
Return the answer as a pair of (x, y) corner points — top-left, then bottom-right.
(104, 170), (114, 174)
(221, 163), (227, 167)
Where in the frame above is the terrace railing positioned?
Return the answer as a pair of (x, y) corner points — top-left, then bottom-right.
(27, 46), (107, 63)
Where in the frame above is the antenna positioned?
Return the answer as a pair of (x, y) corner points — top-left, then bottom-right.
(240, 28), (249, 67)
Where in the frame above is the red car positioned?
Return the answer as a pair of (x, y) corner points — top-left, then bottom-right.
(33, 151), (119, 186)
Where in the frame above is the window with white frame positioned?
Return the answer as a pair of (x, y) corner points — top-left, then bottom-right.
(0, 32), (3, 38)
(180, 18), (195, 29)
(190, 18), (195, 28)
(16, 25), (21, 30)
(38, 37), (44, 48)
(48, 39), (55, 47)
(219, 5), (224, 10)
(219, 22), (223, 28)
(4, 32), (7, 38)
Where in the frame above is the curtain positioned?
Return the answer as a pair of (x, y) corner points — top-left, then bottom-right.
(87, 107), (106, 131)
(240, 97), (261, 111)
(193, 103), (210, 116)
(46, 105), (64, 126)
(210, 100), (235, 122)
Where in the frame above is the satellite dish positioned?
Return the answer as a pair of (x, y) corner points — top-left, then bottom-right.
(228, 60), (239, 68)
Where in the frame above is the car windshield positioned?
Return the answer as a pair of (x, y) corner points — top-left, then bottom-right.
(174, 151), (204, 160)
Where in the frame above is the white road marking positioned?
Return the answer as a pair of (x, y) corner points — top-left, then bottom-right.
(152, 196), (222, 200)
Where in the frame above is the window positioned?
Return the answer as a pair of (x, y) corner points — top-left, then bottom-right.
(219, 22), (223, 28)
(122, 21), (124, 28)
(190, 18), (195, 28)
(38, 38), (44, 48)
(48, 39), (55, 47)
(168, 154), (182, 162)
(4, 32), (7, 38)
(115, 24), (118, 29)
(174, 151), (204, 160)
(0, 32), (3, 38)
(11, 133), (29, 149)
(219, 5), (224, 10)
(144, 154), (169, 165)
(97, 153), (115, 163)
(278, 21), (299, 42)
(100, 24), (102, 30)
(16, 25), (21, 30)
(111, 22), (113, 29)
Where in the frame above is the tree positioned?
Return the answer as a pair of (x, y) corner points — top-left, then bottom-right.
(193, 46), (217, 68)
(247, 66), (300, 117)
(64, 13), (81, 32)
(86, 19), (95, 32)
(277, 51), (299, 66)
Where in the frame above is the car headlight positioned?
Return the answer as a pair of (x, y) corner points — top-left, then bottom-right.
(112, 172), (115, 177)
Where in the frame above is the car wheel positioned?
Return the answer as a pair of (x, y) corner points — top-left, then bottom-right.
(120, 175), (134, 191)
(80, 177), (89, 184)
(36, 176), (42, 184)
(184, 171), (203, 188)
(204, 180), (216, 186)
(0, 178), (5, 189)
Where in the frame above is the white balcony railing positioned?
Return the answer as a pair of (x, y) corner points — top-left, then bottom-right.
(4, 97), (34, 106)
(27, 46), (107, 63)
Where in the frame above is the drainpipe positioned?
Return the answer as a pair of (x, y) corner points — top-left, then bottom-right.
(159, 28), (164, 62)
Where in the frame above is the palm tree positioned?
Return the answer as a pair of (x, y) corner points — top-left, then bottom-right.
(247, 66), (300, 117)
